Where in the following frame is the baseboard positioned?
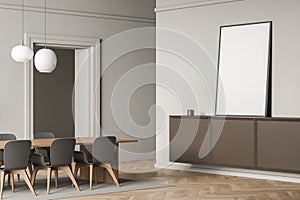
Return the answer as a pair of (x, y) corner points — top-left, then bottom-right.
(120, 152), (155, 162)
(155, 162), (300, 183)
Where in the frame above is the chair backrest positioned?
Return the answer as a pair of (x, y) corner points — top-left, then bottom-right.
(50, 138), (75, 167)
(92, 136), (116, 164)
(34, 132), (55, 139)
(0, 133), (17, 141)
(4, 140), (31, 170)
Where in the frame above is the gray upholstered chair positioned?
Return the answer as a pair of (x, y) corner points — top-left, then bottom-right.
(34, 132), (55, 139)
(0, 134), (16, 141)
(74, 136), (119, 190)
(0, 133), (21, 183)
(31, 132), (56, 179)
(0, 140), (36, 199)
(31, 138), (80, 195)
(0, 133), (17, 162)
(34, 132), (55, 159)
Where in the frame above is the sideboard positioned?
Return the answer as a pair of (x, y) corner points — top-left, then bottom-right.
(170, 116), (300, 173)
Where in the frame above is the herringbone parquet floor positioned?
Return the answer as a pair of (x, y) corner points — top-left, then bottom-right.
(62, 160), (300, 200)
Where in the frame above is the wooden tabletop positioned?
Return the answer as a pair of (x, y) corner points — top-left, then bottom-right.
(0, 137), (138, 149)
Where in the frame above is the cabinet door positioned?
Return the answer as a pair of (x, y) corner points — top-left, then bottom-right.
(211, 119), (255, 168)
(170, 117), (211, 165)
(257, 121), (300, 172)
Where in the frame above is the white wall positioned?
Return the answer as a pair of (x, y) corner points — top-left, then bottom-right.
(156, 0), (300, 164)
(0, 0), (155, 161)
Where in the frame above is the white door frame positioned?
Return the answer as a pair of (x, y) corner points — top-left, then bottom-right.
(24, 33), (101, 139)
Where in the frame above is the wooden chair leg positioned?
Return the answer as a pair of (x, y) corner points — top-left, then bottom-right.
(72, 164), (80, 187)
(89, 165), (93, 190)
(31, 167), (41, 186)
(27, 162), (33, 178)
(62, 166), (80, 192)
(74, 164), (80, 179)
(7, 174), (10, 186)
(100, 164), (120, 187)
(47, 168), (52, 195)
(54, 170), (58, 188)
(17, 174), (20, 182)
(20, 170), (36, 197)
(10, 174), (14, 193)
(0, 171), (5, 199)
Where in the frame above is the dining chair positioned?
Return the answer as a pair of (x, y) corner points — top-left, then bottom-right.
(0, 133), (17, 156)
(74, 136), (120, 190)
(0, 133), (21, 183)
(0, 140), (36, 199)
(0, 134), (16, 141)
(34, 132), (55, 160)
(34, 132), (55, 139)
(31, 132), (57, 179)
(0, 133), (17, 163)
(31, 138), (80, 195)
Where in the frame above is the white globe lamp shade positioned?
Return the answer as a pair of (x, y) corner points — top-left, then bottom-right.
(34, 48), (57, 73)
(11, 45), (34, 62)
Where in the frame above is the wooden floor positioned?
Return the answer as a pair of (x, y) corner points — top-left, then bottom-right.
(60, 160), (300, 200)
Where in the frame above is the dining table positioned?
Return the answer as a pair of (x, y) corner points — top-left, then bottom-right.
(0, 137), (138, 184)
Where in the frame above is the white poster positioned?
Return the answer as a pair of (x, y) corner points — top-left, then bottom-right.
(216, 22), (272, 116)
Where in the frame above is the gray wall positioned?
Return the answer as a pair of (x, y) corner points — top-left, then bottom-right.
(34, 47), (74, 138)
(102, 49), (156, 160)
(0, 0), (156, 161)
(156, 0), (300, 164)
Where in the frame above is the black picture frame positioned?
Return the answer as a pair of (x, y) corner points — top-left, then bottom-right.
(215, 21), (273, 117)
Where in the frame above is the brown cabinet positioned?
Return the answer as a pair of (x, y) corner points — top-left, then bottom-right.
(257, 120), (300, 172)
(170, 116), (300, 173)
(211, 118), (255, 168)
(170, 116), (211, 165)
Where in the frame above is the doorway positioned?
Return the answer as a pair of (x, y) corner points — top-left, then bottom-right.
(24, 34), (101, 139)
(33, 46), (75, 138)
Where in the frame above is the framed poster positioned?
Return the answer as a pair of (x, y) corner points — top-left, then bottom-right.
(215, 21), (272, 116)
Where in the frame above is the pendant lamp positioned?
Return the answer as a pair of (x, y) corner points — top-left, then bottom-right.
(11, 0), (34, 62)
(34, 0), (57, 73)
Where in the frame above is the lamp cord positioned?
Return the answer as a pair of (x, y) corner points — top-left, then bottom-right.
(44, 0), (47, 48)
(21, 0), (24, 45)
